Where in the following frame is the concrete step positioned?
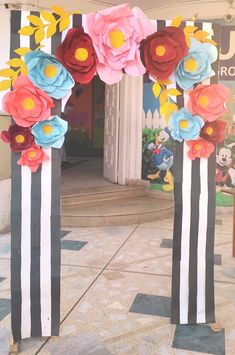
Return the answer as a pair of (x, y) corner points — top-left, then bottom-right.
(62, 186), (146, 206)
(61, 196), (174, 227)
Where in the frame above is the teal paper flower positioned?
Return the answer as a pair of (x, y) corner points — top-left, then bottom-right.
(175, 38), (218, 90)
(168, 108), (204, 142)
(31, 115), (68, 148)
(25, 51), (75, 99)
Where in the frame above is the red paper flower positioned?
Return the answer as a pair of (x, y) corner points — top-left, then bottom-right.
(187, 84), (229, 122)
(1, 124), (34, 152)
(140, 26), (188, 80)
(17, 146), (48, 173)
(56, 27), (97, 84)
(200, 120), (227, 144)
(187, 138), (215, 160)
(2, 75), (54, 127)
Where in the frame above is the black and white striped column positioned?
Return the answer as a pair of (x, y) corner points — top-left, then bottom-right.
(171, 22), (220, 324)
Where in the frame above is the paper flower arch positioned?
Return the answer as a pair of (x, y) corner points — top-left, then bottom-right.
(0, 4), (230, 171)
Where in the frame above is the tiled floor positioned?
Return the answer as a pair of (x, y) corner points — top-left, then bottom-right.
(0, 213), (235, 354)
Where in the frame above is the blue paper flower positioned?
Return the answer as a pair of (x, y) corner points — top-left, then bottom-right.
(175, 38), (218, 90)
(31, 115), (68, 148)
(25, 51), (75, 99)
(168, 108), (204, 142)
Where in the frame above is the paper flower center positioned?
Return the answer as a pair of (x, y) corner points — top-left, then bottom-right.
(184, 58), (198, 72)
(22, 97), (35, 110)
(179, 120), (189, 129)
(27, 150), (37, 159)
(15, 134), (25, 144)
(156, 45), (166, 57)
(75, 48), (88, 61)
(195, 144), (202, 151)
(206, 126), (213, 136)
(109, 30), (125, 49)
(42, 124), (53, 134)
(198, 95), (209, 108)
(44, 64), (57, 78)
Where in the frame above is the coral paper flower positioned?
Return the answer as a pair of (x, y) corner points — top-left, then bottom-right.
(187, 84), (229, 122)
(168, 108), (204, 142)
(31, 115), (68, 149)
(187, 138), (215, 160)
(25, 51), (75, 100)
(17, 145), (48, 173)
(1, 124), (34, 152)
(175, 38), (218, 90)
(84, 4), (155, 84)
(2, 75), (54, 127)
(56, 27), (97, 84)
(140, 26), (188, 80)
(200, 120), (227, 144)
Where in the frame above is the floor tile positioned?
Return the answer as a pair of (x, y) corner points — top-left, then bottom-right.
(61, 240), (87, 251)
(172, 324), (225, 355)
(129, 294), (171, 318)
(0, 299), (11, 321)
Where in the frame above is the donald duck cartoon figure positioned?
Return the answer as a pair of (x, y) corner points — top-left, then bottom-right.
(147, 128), (174, 192)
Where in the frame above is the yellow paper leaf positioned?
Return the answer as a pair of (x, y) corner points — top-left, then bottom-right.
(166, 88), (182, 96)
(0, 68), (15, 77)
(7, 58), (25, 68)
(27, 15), (43, 27)
(152, 82), (161, 98)
(185, 33), (191, 48)
(184, 26), (198, 34)
(201, 38), (217, 46)
(165, 103), (178, 123)
(0, 79), (11, 91)
(14, 47), (31, 56)
(194, 30), (209, 39)
(51, 5), (66, 16)
(157, 79), (172, 85)
(59, 15), (70, 32)
(47, 23), (57, 38)
(18, 26), (36, 35)
(35, 28), (45, 44)
(171, 16), (182, 28)
(41, 11), (56, 23)
(159, 90), (168, 107)
(160, 102), (171, 117)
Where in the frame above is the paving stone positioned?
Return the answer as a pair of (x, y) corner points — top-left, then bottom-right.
(172, 324), (225, 355)
(0, 299), (11, 321)
(61, 240), (87, 251)
(103, 272), (125, 281)
(129, 293), (171, 318)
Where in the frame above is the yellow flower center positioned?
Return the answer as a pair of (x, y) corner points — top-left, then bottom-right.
(155, 45), (166, 57)
(179, 120), (189, 129)
(109, 30), (125, 49)
(27, 150), (37, 159)
(195, 144), (202, 151)
(44, 64), (57, 78)
(184, 58), (198, 72)
(42, 124), (53, 134)
(198, 95), (209, 108)
(22, 97), (35, 110)
(15, 134), (25, 144)
(206, 126), (213, 136)
(75, 48), (89, 61)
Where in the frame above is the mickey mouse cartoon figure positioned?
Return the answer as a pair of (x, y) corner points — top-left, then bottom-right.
(147, 128), (174, 191)
(216, 143), (235, 187)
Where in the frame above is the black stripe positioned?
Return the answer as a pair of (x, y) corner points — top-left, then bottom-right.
(73, 14), (82, 27)
(188, 159), (200, 323)
(157, 20), (165, 31)
(10, 10), (22, 342)
(205, 23), (219, 323)
(50, 30), (62, 335)
(51, 14), (62, 55)
(29, 11), (42, 337)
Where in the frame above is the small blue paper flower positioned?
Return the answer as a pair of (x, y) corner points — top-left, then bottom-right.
(168, 108), (204, 142)
(25, 50), (75, 99)
(31, 115), (68, 149)
(175, 38), (218, 90)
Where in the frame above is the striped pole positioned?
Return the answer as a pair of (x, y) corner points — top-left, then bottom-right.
(171, 22), (220, 324)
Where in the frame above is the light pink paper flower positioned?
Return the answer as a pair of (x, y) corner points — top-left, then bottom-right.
(84, 4), (155, 84)
(2, 75), (54, 127)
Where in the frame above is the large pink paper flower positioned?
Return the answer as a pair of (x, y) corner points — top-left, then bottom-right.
(2, 75), (54, 127)
(187, 84), (229, 122)
(18, 145), (48, 173)
(84, 4), (155, 84)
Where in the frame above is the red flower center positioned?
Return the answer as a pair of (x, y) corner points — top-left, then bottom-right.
(75, 48), (89, 61)
(205, 126), (214, 136)
(22, 97), (35, 110)
(155, 45), (166, 57)
(27, 150), (37, 159)
(15, 134), (25, 144)
(198, 95), (209, 108)
(195, 144), (202, 151)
